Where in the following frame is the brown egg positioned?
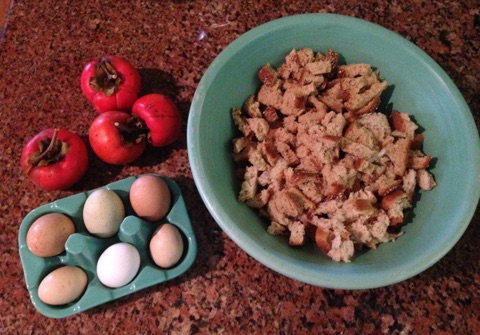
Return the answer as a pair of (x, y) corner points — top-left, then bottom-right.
(149, 223), (184, 268)
(130, 175), (171, 222)
(38, 266), (88, 305)
(26, 213), (76, 257)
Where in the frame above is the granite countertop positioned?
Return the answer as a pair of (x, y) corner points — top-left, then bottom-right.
(1, 1), (479, 334)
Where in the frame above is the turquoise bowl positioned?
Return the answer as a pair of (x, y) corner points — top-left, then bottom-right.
(187, 14), (480, 289)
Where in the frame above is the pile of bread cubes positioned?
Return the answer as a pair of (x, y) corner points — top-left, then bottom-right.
(232, 48), (437, 262)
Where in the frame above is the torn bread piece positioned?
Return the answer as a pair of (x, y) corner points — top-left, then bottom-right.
(232, 48), (437, 262)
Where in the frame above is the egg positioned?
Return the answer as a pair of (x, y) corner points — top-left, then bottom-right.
(83, 188), (125, 238)
(26, 213), (76, 257)
(149, 223), (184, 268)
(96, 242), (140, 288)
(129, 175), (171, 222)
(38, 266), (88, 305)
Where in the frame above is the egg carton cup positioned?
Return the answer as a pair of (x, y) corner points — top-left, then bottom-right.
(18, 174), (198, 318)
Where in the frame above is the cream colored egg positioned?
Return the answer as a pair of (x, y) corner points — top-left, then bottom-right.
(83, 188), (125, 238)
(26, 213), (76, 257)
(38, 266), (88, 305)
(149, 223), (184, 268)
(96, 242), (140, 288)
(130, 175), (171, 222)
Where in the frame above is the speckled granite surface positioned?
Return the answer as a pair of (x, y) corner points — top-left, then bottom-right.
(1, 1), (479, 334)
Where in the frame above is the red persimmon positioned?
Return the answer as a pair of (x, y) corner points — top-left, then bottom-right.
(80, 55), (141, 113)
(89, 111), (147, 165)
(132, 93), (182, 147)
(20, 128), (89, 190)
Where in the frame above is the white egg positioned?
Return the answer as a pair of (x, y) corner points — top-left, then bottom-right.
(83, 188), (125, 238)
(149, 223), (184, 268)
(96, 242), (140, 288)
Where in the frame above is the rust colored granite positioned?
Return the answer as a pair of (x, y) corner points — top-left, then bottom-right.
(0, 0), (11, 43)
(1, 1), (479, 334)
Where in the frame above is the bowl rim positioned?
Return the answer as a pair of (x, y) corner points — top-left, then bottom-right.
(187, 13), (480, 289)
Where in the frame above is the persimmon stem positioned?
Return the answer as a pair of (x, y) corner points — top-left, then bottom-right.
(89, 59), (121, 95)
(29, 128), (59, 166)
(114, 119), (147, 144)
(27, 128), (67, 175)
(99, 61), (118, 81)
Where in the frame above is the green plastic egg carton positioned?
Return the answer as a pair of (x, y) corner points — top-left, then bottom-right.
(18, 174), (198, 318)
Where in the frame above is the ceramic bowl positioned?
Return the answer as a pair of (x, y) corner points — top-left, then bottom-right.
(187, 14), (480, 289)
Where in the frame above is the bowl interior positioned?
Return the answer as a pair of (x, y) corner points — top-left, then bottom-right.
(188, 14), (480, 289)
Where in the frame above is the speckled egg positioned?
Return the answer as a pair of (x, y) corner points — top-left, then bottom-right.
(96, 242), (141, 288)
(83, 188), (125, 238)
(149, 223), (184, 268)
(130, 175), (172, 222)
(38, 266), (88, 305)
(26, 213), (75, 258)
